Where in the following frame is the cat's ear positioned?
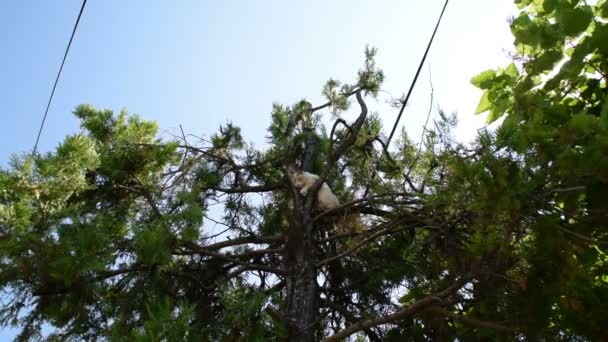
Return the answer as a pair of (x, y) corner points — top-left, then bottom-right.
(287, 164), (300, 176)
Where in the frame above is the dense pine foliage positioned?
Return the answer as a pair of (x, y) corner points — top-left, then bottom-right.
(1, 0), (607, 340)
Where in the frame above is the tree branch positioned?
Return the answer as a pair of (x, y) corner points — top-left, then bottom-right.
(329, 118), (353, 152)
(200, 235), (284, 251)
(321, 300), (383, 342)
(405, 64), (435, 179)
(316, 218), (412, 267)
(426, 307), (515, 332)
(309, 88), (361, 113)
(306, 91), (369, 212)
(175, 245), (283, 259)
(207, 183), (281, 194)
(227, 264), (285, 278)
(312, 192), (417, 221)
(322, 275), (474, 342)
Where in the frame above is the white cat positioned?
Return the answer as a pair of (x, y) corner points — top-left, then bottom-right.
(291, 171), (340, 211)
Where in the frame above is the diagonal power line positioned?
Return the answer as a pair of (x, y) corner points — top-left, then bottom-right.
(363, 0), (448, 197)
(386, 0), (449, 146)
(32, 0), (88, 155)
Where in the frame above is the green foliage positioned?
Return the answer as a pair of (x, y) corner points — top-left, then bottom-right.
(322, 79), (350, 113)
(462, 0), (608, 339)
(210, 284), (279, 341)
(211, 122), (244, 151)
(1, 3), (607, 339)
(357, 46), (385, 96)
(267, 103), (291, 146)
(471, 63), (520, 123)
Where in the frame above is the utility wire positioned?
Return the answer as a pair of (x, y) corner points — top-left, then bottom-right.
(32, 0), (88, 155)
(363, 0), (448, 197)
(386, 0), (449, 146)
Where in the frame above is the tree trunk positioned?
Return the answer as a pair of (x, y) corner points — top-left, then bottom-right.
(285, 217), (318, 342)
(282, 125), (319, 341)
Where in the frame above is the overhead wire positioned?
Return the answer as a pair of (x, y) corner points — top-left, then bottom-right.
(363, 0), (449, 196)
(386, 0), (449, 146)
(32, 0), (88, 155)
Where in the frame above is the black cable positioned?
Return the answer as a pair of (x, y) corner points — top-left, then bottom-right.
(386, 0), (449, 146)
(363, 0), (448, 197)
(32, 0), (88, 155)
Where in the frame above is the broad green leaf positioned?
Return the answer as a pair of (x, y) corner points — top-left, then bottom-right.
(559, 7), (593, 36)
(601, 94), (608, 130)
(487, 106), (505, 124)
(471, 69), (497, 89)
(591, 24), (608, 55)
(515, 0), (534, 9)
(543, 0), (558, 13)
(601, 0), (608, 18)
(533, 49), (563, 73)
(475, 91), (492, 114)
(505, 63), (520, 78)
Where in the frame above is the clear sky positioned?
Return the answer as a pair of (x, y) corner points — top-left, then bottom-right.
(0, 0), (517, 338)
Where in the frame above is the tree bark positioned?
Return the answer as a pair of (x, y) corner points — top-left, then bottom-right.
(284, 218), (318, 341)
(283, 128), (319, 341)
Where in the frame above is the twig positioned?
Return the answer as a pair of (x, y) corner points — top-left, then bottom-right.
(322, 273), (473, 342)
(406, 64), (435, 179)
(426, 307), (515, 332)
(560, 226), (608, 245)
(316, 218), (409, 267)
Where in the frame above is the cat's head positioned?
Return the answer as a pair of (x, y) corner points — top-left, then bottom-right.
(291, 171), (306, 188)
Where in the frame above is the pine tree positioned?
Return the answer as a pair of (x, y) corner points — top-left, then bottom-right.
(1, 1), (608, 340)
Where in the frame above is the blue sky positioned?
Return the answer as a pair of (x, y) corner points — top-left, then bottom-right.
(0, 0), (517, 338)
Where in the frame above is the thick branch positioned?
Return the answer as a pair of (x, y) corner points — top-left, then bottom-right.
(323, 296), (439, 342)
(265, 305), (299, 332)
(357, 206), (393, 217)
(302, 128), (318, 172)
(227, 264), (285, 278)
(316, 218), (410, 267)
(322, 275), (474, 342)
(197, 235), (284, 251)
(33, 265), (151, 297)
(310, 88), (361, 113)
(175, 245), (283, 259)
(321, 300), (383, 342)
(208, 183), (281, 194)
(306, 91), (369, 212)
(312, 192), (417, 221)
(323, 91), (368, 177)
(178, 245), (281, 274)
(329, 118), (353, 151)
(426, 307), (515, 332)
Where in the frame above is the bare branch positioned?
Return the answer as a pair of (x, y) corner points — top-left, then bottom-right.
(316, 218), (411, 267)
(323, 275), (474, 342)
(546, 186), (585, 194)
(323, 297), (437, 341)
(310, 87), (361, 113)
(321, 299), (383, 342)
(406, 64), (434, 179)
(427, 307), (515, 332)
(329, 118), (353, 151)
(200, 235), (284, 251)
(207, 183), (281, 194)
(179, 243), (285, 277)
(227, 264), (285, 278)
(312, 192), (417, 221)
(175, 245), (283, 259)
(265, 305), (299, 331)
(560, 226), (608, 245)
(306, 91), (369, 212)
